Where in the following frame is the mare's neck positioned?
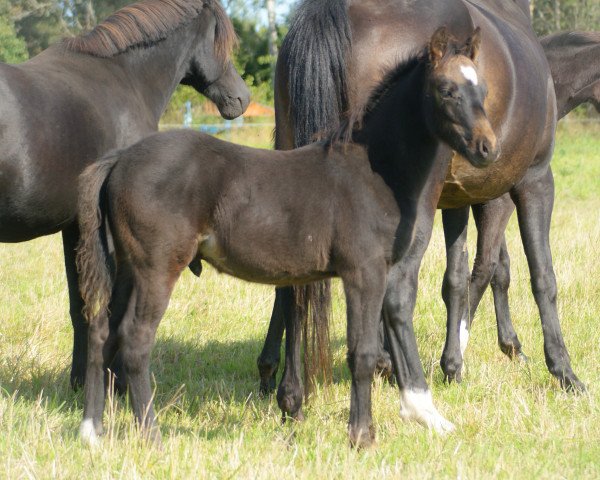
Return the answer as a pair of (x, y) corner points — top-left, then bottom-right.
(546, 40), (600, 118)
(356, 60), (449, 200)
(113, 25), (197, 124)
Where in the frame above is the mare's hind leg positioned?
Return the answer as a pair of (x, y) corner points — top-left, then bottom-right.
(276, 288), (304, 421)
(470, 197), (525, 359)
(439, 207), (470, 383)
(511, 167), (584, 391)
(80, 269), (134, 444)
(342, 262), (386, 448)
(257, 288), (287, 395)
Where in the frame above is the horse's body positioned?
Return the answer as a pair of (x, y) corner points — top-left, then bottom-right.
(0, 0), (249, 387)
(76, 30), (493, 445)
(259, 0), (583, 424)
(456, 30), (600, 369)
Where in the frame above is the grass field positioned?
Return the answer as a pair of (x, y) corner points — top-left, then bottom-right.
(0, 123), (599, 478)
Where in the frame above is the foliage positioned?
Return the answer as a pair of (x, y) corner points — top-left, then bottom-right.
(0, 16), (28, 63)
(531, 0), (600, 36)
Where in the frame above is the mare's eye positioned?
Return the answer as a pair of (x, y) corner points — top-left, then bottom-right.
(439, 88), (454, 99)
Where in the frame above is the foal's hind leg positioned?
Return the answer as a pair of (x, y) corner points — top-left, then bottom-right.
(80, 269), (134, 444)
(276, 288), (304, 421)
(342, 263), (386, 448)
(511, 167), (584, 391)
(257, 288), (287, 395)
(470, 197), (525, 360)
(439, 207), (470, 383)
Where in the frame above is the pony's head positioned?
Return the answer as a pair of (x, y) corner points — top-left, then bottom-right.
(180, 0), (250, 119)
(425, 27), (499, 167)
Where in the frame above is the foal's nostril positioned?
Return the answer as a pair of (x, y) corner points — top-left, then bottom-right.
(477, 140), (490, 158)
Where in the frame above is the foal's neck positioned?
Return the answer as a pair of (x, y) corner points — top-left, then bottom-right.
(357, 60), (447, 199)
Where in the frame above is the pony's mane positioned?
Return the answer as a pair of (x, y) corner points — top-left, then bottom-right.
(327, 52), (426, 146)
(541, 31), (600, 49)
(63, 0), (236, 61)
(281, 0), (351, 147)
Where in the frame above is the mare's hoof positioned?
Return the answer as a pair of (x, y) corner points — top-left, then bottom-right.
(441, 355), (463, 384)
(259, 376), (277, 397)
(281, 408), (305, 424)
(375, 355), (393, 380)
(79, 419), (102, 447)
(561, 375), (586, 393)
(70, 374), (85, 392)
(400, 389), (456, 435)
(516, 352), (529, 363)
(257, 357), (279, 396)
(349, 424), (375, 449)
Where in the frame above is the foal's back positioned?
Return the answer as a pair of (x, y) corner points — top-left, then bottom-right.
(106, 130), (398, 286)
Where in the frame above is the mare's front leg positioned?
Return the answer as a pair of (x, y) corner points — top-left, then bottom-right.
(384, 205), (454, 433)
(62, 224), (88, 390)
(342, 262), (387, 448)
(276, 287), (304, 421)
(471, 198), (526, 360)
(257, 288), (287, 395)
(439, 207), (470, 383)
(511, 167), (584, 391)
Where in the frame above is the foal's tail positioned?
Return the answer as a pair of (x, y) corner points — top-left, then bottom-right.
(76, 154), (120, 325)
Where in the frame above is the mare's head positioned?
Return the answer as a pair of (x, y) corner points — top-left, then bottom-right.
(64, 0), (249, 119)
(179, 0), (250, 119)
(425, 27), (499, 167)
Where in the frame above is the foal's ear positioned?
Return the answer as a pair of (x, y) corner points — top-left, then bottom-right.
(464, 27), (482, 62)
(429, 27), (450, 67)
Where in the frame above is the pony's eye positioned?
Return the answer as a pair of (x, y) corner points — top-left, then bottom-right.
(440, 88), (453, 99)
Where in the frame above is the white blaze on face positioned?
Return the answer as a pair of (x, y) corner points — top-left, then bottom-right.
(460, 64), (479, 85)
(399, 389), (455, 434)
(459, 318), (470, 358)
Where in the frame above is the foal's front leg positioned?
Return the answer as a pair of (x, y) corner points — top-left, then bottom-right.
(342, 262), (386, 448)
(384, 204), (454, 433)
(257, 288), (287, 395)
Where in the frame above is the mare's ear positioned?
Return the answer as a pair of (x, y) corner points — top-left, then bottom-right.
(464, 27), (482, 62)
(429, 27), (449, 67)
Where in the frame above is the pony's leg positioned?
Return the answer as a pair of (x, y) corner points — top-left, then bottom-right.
(439, 207), (470, 383)
(118, 271), (174, 442)
(62, 224), (88, 390)
(276, 287), (304, 421)
(80, 269), (133, 444)
(511, 167), (584, 391)
(342, 263), (386, 448)
(383, 202), (454, 433)
(470, 197), (526, 359)
(257, 288), (286, 395)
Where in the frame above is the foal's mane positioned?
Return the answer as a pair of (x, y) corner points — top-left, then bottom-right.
(63, 0), (236, 61)
(327, 52), (425, 147)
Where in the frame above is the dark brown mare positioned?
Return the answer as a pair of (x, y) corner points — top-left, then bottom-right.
(447, 30), (600, 376)
(76, 28), (493, 446)
(0, 0), (249, 389)
(258, 0), (584, 426)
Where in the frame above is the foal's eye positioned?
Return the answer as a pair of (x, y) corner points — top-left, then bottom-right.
(439, 88), (454, 99)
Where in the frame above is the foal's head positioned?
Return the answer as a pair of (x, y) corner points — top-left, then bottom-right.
(425, 27), (499, 167)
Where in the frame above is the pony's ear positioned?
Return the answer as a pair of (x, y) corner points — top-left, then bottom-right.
(464, 27), (482, 62)
(429, 27), (449, 67)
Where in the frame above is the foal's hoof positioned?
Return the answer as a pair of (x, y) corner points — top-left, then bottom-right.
(516, 352), (529, 363)
(349, 425), (375, 449)
(441, 355), (463, 384)
(281, 408), (305, 424)
(257, 357), (279, 396)
(79, 419), (101, 447)
(375, 355), (393, 381)
(70, 374), (85, 392)
(561, 374), (586, 393)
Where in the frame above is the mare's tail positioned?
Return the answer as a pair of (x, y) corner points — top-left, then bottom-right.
(76, 154), (120, 325)
(278, 0), (352, 392)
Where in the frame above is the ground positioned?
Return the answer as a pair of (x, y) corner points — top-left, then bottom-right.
(0, 123), (598, 478)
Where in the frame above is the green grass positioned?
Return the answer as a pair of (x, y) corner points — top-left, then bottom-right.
(1, 123), (599, 478)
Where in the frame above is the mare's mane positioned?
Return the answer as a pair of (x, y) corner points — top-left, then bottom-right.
(542, 31), (600, 49)
(63, 0), (236, 61)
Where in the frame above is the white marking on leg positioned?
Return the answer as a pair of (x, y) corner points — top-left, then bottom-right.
(460, 65), (479, 85)
(400, 389), (455, 434)
(459, 318), (470, 358)
(79, 419), (100, 446)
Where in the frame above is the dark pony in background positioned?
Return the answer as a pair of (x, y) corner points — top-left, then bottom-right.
(76, 28), (493, 446)
(259, 0), (584, 425)
(0, 0), (249, 389)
